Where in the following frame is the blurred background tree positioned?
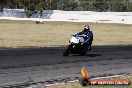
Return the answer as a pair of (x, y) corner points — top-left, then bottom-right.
(0, 0), (132, 17)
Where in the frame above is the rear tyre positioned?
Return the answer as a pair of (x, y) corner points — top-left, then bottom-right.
(87, 45), (91, 51)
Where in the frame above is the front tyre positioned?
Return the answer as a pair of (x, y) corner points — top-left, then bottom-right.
(63, 49), (70, 56)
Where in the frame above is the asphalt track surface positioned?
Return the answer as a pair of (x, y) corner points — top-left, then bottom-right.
(0, 45), (132, 87)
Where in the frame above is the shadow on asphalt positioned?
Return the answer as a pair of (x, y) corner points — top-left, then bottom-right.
(73, 53), (102, 57)
(85, 53), (102, 57)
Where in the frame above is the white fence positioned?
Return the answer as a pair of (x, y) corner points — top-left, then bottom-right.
(0, 9), (132, 24)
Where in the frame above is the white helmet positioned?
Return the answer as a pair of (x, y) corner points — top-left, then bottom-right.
(84, 25), (89, 29)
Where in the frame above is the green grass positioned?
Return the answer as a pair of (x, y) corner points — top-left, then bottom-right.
(0, 20), (132, 48)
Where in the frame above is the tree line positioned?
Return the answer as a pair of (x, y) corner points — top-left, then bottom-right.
(0, 0), (132, 17)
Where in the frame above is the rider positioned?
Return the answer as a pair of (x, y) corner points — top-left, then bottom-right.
(80, 25), (93, 51)
(76, 25), (93, 44)
(82, 25), (93, 44)
(82, 25), (90, 34)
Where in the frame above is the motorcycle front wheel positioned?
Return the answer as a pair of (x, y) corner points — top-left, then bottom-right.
(63, 49), (70, 56)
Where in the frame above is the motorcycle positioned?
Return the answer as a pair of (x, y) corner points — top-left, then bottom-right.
(63, 32), (92, 56)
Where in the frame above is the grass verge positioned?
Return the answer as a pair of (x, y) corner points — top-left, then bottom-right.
(0, 20), (132, 48)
